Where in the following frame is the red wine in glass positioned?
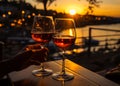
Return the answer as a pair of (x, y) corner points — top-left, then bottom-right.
(53, 35), (75, 49)
(32, 32), (54, 44)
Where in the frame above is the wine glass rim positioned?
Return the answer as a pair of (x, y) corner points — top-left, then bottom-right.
(34, 15), (53, 18)
(55, 18), (74, 21)
(55, 18), (76, 29)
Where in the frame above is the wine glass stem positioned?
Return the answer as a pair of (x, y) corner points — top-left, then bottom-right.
(61, 50), (66, 75)
(41, 63), (45, 71)
(40, 45), (46, 71)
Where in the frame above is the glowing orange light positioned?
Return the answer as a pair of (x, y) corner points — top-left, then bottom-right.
(32, 13), (35, 16)
(2, 14), (6, 18)
(8, 11), (12, 15)
(11, 23), (15, 27)
(0, 24), (3, 27)
(27, 15), (31, 18)
(22, 10), (25, 14)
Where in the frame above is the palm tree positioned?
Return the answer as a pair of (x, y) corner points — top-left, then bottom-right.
(35, 0), (55, 13)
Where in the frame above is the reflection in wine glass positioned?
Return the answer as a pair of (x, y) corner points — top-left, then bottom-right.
(52, 18), (76, 81)
(31, 15), (55, 77)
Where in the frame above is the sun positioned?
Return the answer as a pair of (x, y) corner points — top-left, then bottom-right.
(69, 9), (76, 15)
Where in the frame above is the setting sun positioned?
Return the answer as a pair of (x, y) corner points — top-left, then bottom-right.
(69, 9), (76, 15)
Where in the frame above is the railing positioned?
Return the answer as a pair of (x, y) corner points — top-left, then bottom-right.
(2, 27), (120, 58)
(84, 27), (120, 55)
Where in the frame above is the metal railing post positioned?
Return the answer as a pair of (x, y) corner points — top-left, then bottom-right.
(0, 41), (4, 61)
(88, 27), (92, 56)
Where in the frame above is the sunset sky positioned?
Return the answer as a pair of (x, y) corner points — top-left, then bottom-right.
(26, 0), (120, 17)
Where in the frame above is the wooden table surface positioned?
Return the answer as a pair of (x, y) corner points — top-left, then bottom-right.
(9, 59), (120, 86)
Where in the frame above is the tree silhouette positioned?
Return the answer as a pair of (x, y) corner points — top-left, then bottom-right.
(34, 0), (55, 14)
(35, 0), (102, 15)
(86, 0), (102, 15)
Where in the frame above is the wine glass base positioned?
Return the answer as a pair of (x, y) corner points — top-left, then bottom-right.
(32, 69), (53, 77)
(52, 72), (74, 81)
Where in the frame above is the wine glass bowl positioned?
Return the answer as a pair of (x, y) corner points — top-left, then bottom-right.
(52, 18), (76, 81)
(31, 15), (55, 77)
(53, 35), (75, 50)
(31, 16), (55, 45)
(31, 32), (54, 46)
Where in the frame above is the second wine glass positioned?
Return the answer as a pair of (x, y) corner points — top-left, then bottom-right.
(31, 15), (55, 77)
(52, 18), (76, 81)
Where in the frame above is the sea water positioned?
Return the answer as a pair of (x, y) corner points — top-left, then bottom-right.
(75, 23), (120, 52)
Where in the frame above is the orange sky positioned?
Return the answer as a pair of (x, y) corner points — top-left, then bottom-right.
(27, 0), (120, 17)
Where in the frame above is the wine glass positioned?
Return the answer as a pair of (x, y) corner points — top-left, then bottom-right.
(31, 15), (55, 77)
(52, 18), (76, 81)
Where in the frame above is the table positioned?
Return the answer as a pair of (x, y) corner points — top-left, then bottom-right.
(9, 59), (120, 86)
